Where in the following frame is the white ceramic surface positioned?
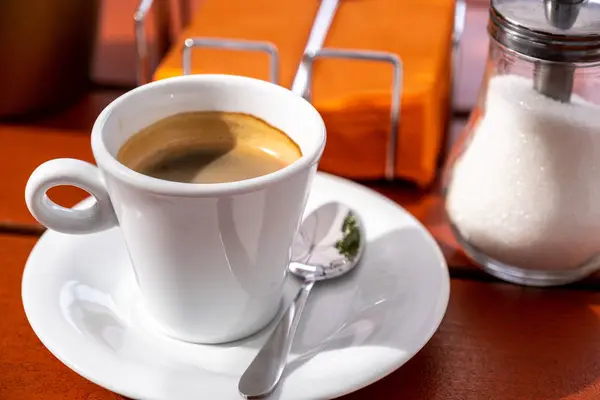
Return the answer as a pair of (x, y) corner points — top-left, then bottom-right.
(22, 173), (450, 400)
(24, 75), (326, 343)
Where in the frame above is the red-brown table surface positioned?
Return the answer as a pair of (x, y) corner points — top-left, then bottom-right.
(3, 91), (600, 400)
(4, 1), (600, 397)
(5, 229), (600, 400)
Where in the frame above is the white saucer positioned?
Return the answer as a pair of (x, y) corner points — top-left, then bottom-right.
(22, 172), (449, 400)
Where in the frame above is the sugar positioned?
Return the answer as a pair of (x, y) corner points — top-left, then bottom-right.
(446, 74), (600, 271)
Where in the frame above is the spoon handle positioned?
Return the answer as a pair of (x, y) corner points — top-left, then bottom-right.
(238, 280), (316, 398)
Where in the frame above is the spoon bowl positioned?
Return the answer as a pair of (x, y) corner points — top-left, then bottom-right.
(289, 202), (365, 281)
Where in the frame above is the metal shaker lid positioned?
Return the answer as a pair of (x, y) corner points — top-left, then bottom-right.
(489, 0), (600, 62)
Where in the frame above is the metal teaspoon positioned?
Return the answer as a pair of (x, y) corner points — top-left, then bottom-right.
(238, 202), (366, 398)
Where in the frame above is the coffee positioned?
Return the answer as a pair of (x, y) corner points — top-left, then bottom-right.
(117, 111), (302, 183)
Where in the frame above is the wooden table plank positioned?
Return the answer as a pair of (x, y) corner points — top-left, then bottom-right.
(0, 235), (122, 400)
(4, 90), (123, 132)
(346, 278), (600, 400)
(0, 91), (122, 230)
(4, 233), (600, 399)
(0, 126), (92, 229)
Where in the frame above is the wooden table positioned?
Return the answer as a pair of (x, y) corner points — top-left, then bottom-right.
(4, 91), (600, 400)
(4, 2), (600, 396)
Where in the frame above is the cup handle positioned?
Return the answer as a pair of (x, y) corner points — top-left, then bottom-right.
(25, 158), (118, 234)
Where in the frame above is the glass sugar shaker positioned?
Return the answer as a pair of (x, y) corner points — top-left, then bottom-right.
(443, 0), (600, 286)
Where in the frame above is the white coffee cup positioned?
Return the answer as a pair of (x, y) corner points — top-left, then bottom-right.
(25, 75), (326, 344)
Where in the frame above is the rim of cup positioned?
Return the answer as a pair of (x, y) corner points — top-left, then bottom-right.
(91, 74), (326, 197)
